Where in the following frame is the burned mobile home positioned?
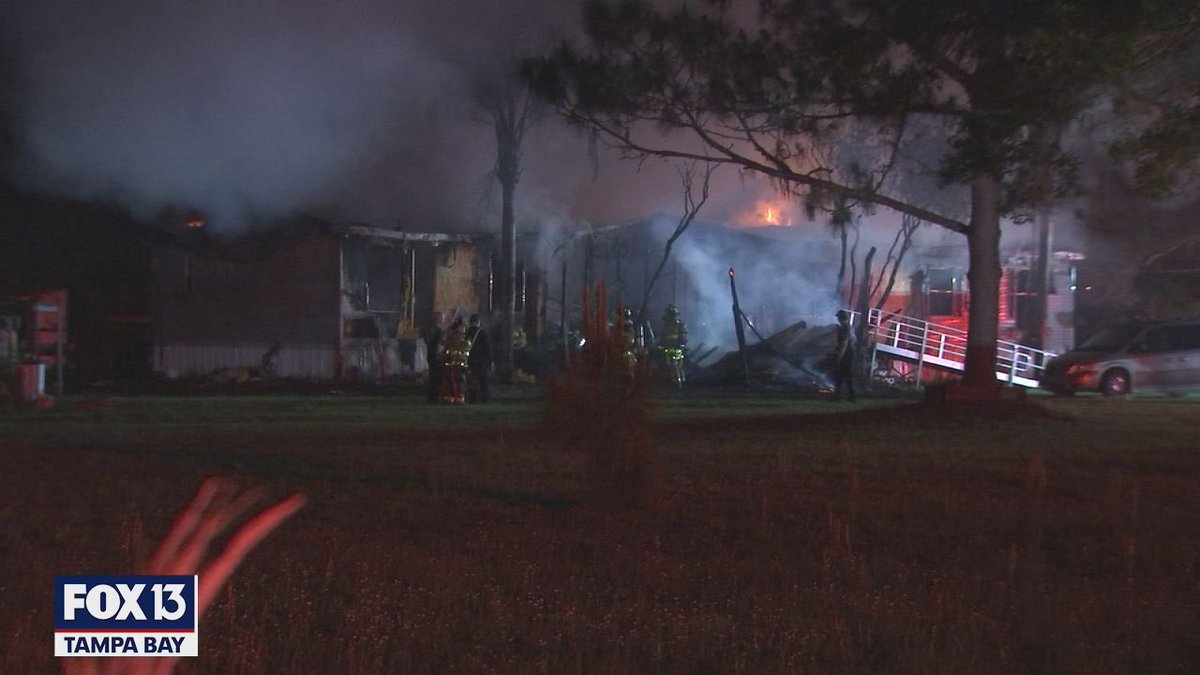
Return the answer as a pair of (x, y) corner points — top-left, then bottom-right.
(150, 209), (1084, 390)
(151, 219), (496, 381)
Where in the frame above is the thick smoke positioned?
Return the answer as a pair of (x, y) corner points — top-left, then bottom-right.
(669, 226), (844, 350)
(560, 211), (936, 353)
(3, 2), (411, 228)
(0, 0), (705, 232)
(0, 1), (973, 240)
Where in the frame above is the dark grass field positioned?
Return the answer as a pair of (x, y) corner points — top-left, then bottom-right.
(2, 388), (1199, 673)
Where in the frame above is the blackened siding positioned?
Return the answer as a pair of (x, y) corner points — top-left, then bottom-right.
(154, 233), (339, 345)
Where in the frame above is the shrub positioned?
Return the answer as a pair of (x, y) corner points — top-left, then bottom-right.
(545, 284), (653, 505)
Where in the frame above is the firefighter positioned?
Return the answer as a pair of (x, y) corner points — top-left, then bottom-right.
(658, 304), (688, 386)
(439, 317), (469, 404)
(465, 314), (493, 404)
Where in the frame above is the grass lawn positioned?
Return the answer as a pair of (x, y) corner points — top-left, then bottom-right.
(2, 388), (1198, 673)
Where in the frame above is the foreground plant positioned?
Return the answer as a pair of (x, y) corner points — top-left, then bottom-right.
(546, 284), (653, 504)
(62, 478), (305, 675)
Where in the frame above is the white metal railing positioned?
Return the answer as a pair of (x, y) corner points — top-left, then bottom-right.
(861, 308), (1056, 388)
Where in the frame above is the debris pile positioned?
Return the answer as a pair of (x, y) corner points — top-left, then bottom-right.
(688, 321), (839, 389)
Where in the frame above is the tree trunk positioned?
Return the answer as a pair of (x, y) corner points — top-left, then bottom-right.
(963, 174), (1003, 388)
(499, 175), (517, 378)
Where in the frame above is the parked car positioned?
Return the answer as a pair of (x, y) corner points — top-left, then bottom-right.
(1041, 318), (1200, 396)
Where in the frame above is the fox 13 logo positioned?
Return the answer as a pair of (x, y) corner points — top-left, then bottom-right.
(54, 575), (199, 658)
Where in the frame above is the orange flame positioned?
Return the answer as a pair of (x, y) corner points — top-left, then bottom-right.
(734, 199), (795, 228)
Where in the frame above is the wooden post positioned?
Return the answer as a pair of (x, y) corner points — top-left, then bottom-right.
(728, 269), (750, 386)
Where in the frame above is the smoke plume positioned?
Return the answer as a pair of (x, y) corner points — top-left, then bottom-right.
(0, 0), (684, 232)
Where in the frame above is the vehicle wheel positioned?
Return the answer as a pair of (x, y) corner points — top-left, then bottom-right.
(1100, 369), (1130, 397)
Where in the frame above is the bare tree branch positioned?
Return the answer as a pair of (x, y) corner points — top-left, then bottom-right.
(873, 213), (922, 310)
(636, 162), (716, 323)
(560, 107), (970, 234)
